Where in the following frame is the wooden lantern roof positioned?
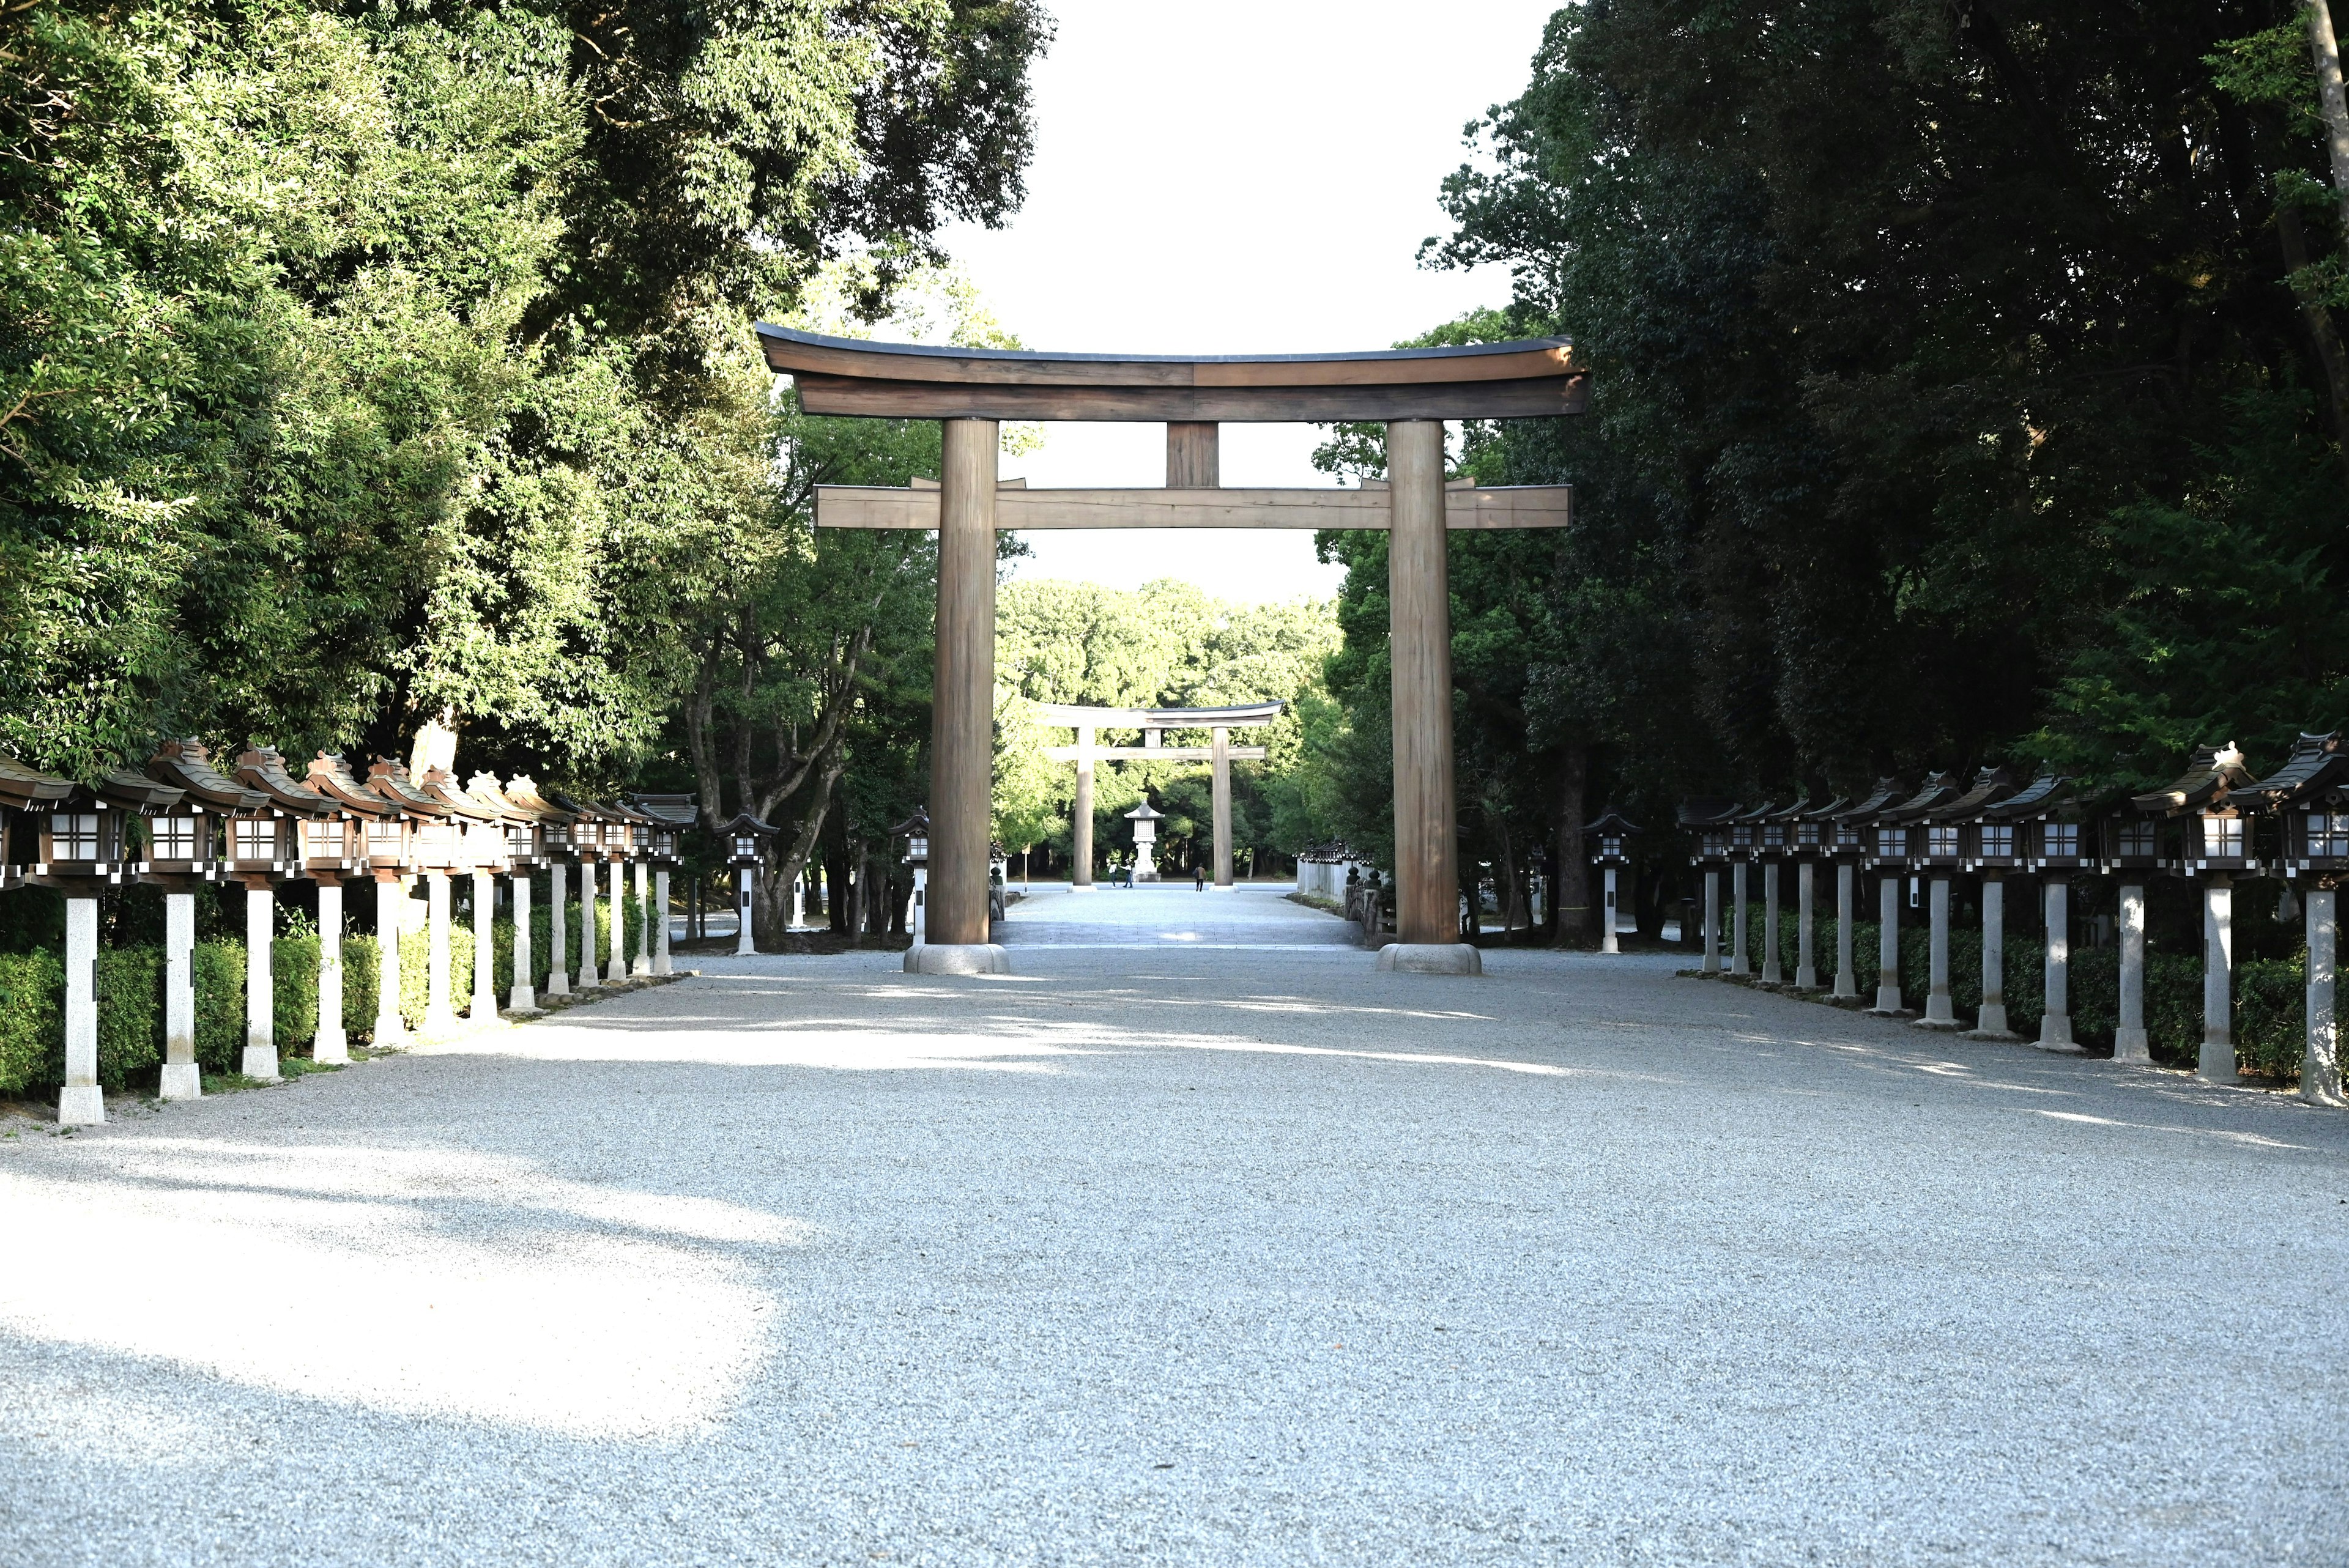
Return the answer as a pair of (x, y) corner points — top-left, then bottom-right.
(1675, 798), (1741, 827)
(1797, 796), (1852, 824)
(500, 775), (574, 824)
(304, 753), (394, 818)
(1883, 772), (1963, 823)
(0, 752), (73, 811)
(418, 766), (502, 824)
(234, 745), (334, 815)
(1981, 772), (2075, 820)
(2131, 743), (2256, 816)
(1831, 778), (1909, 826)
(2238, 732), (2349, 809)
(755, 327), (1589, 423)
(1927, 766), (2016, 823)
(1584, 808), (1643, 837)
(715, 811), (778, 838)
(628, 793), (700, 828)
(366, 758), (449, 818)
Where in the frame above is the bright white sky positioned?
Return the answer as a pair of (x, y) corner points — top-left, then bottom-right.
(935, 1), (1553, 604)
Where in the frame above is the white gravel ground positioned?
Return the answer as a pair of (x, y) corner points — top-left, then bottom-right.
(3, 887), (2345, 1567)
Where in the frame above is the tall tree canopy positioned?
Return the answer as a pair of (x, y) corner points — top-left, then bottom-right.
(0, 0), (1047, 784)
(1302, 0), (2349, 939)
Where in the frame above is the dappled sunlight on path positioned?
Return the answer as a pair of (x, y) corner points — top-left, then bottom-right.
(0, 1141), (801, 1438)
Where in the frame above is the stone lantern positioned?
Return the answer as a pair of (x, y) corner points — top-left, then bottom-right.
(238, 745), (355, 1065)
(1721, 801), (1776, 977)
(2129, 743), (2258, 1083)
(502, 777), (576, 997)
(1754, 798), (1808, 985)
(608, 799), (661, 977)
(31, 769), (185, 1126)
(1965, 772), (2064, 1045)
(1583, 808), (1640, 956)
(894, 807), (932, 945)
(1865, 774), (1961, 1015)
(1789, 795), (1849, 990)
(306, 753), (410, 1048)
(148, 741), (283, 1087)
(1909, 767), (2013, 1033)
(716, 811), (778, 956)
(368, 758), (462, 1037)
(420, 765), (507, 1026)
(139, 743), (230, 1103)
(1126, 800), (1165, 883)
(2241, 732), (2349, 1105)
(628, 794), (699, 977)
(1827, 780), (1906, 1002)
(548, 792), (620, 986)
(1678, 799), (1741, 975)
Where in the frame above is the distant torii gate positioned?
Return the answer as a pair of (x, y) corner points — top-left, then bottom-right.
(755, 325), (1586, 976)
(1039, 701), (1281, 892)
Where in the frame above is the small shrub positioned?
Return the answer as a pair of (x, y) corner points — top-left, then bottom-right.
(95, 946), (162, 1090)
(192, 941), (245, 1073)
(0, 949), (62, 1096)
(345, 934), (380, 1041)
(273, 934), (319, 1050)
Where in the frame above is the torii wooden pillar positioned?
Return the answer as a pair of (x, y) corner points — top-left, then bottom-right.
(756, 327), (1588, 975)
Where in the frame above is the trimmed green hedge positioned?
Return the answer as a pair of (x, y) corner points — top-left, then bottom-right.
(0, 882), (673, 1100)
(0, 949), (61, 1098)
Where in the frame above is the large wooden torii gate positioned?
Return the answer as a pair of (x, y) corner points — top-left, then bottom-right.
(755, 325), (1586, 975)
(1038, 701), (1281, 892)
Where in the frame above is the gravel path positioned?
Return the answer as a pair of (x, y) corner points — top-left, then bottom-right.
(3, 929), (2344, 1567)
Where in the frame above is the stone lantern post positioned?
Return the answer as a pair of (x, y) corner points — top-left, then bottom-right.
(2242, 731), (2349, 1104)
(139, 742), (234, 1097)
(1584, 809), (1640, 956)
(716, 812), (779, 956)
(1965, 772), (2063, 1041)
(366, 759), (461, 1036)
(1790, 794), (1848, 990)
(1679, 800), (1740, 975)
(502, 777), (574, 999)
(307, 753), (410, 1047)
(2131, 744), (2258, 1081)
(246, 747), (359, 1064)
(1827, 780), (1904, 1002)
(894, 808), (932, 945)
(1860, 776), (1956, 1015)
(629, 794), (699, 977)
(31, 769), (184, 1125)
(1912, 768), (2011, 1031)
(1756, 798), (1807, 985)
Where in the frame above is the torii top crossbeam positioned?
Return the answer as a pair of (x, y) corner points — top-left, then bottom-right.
(755, 327), (1588, 421)
(754, 324), (1588, 974)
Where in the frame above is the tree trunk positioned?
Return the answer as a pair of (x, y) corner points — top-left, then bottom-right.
(1551, 743), (1590, 949)
(2277, 203), (2349, 466)
(2310, 0), (2349, 246)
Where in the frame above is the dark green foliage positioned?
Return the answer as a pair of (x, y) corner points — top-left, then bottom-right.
(192, 942), (244, 1074)
(0, 950), (63, 1098)
(94, 947), (160, 1090)
(2235, 958), (2310, 1078)
(273, 936), (318, 1051)
(346, 936), (380, 1043)
(1297, 1), (2349, 891)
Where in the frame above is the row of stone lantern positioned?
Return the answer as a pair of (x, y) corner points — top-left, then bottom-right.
(1672, 735), (2349, 1106)
(0, 742), (699, 1126)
